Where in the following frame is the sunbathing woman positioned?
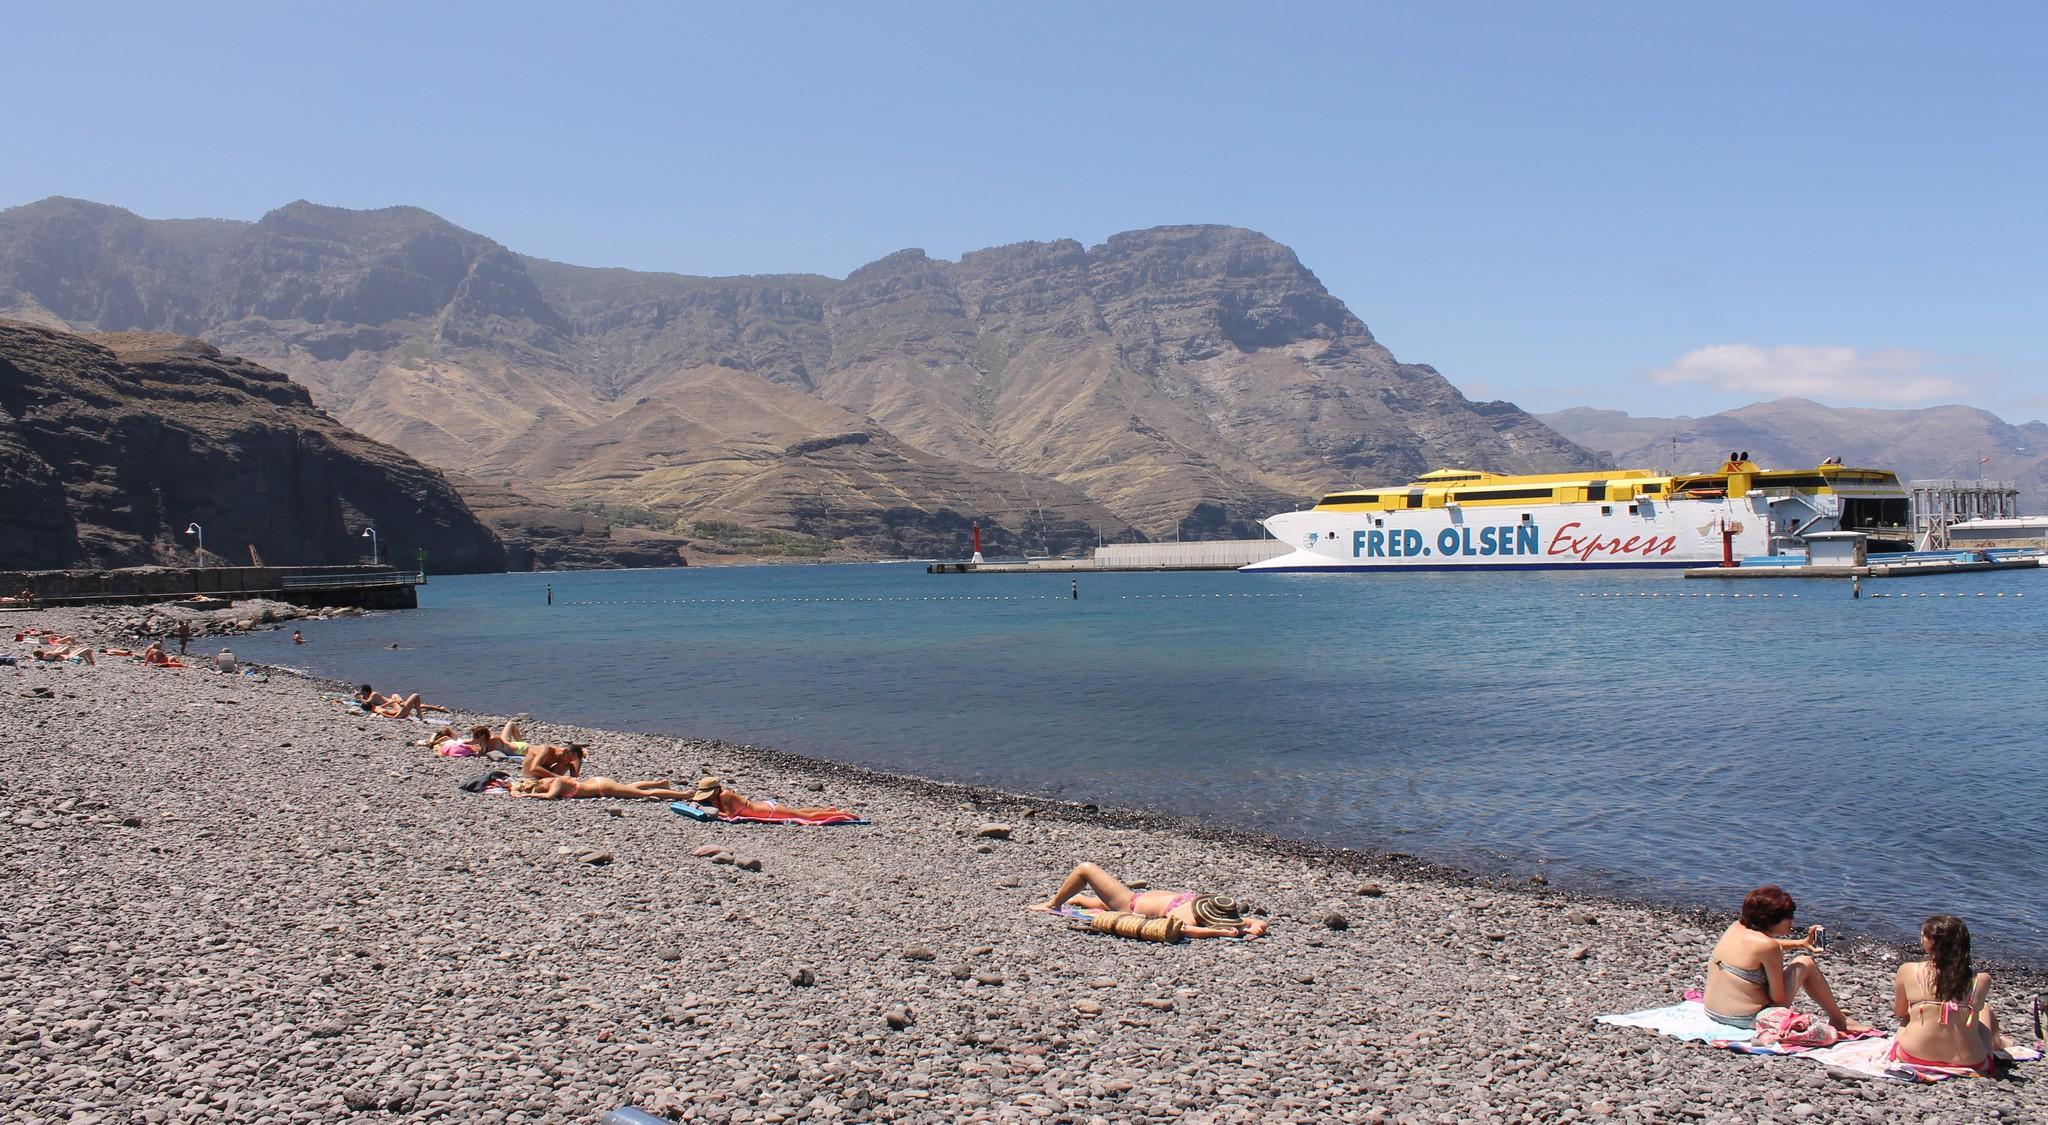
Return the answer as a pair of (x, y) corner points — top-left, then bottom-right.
(356, 684), (451, 719)
(686, 777), (860, 822)
(32, 645), (96, 666)
(1030, 862), (1269, 939)
(509, 775), (697, 801)
(1702, 884), (1870, 1033)
(1891, 914), (2009, 1074)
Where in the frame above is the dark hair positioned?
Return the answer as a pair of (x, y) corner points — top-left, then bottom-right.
(1740, 885), (1797, 932)
(1922, 914), (1974, 1003)
(358, 684), (374, 696)
(471, 725), (494, 745)
(565, 742), (588, 755)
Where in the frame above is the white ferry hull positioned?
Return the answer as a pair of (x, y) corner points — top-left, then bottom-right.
(1244, 498), (1773, 572)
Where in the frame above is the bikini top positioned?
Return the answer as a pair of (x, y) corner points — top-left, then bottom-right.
(1712, 958), (1769, 987)
(1907, 964), (1982, 1027)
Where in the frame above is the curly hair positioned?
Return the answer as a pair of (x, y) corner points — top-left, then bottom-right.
(1922, 914), (1974, 1003)
(1740, 885), (1797, 932)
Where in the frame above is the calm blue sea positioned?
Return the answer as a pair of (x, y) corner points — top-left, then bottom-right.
(228, 563), (2048, 956)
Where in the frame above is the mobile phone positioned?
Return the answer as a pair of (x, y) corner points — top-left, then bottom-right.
(1808, 925), (1827, 950)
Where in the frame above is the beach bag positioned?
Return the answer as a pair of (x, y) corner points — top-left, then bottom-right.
(1088, 910), (1183, 943)
(1752, 1006), (1840, 1050)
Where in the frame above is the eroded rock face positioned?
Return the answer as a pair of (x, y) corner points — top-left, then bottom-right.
(0, 198), (1604, 554)
(0, 321), (506, 572)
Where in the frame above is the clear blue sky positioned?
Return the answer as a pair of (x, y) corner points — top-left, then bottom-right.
(5, 2), (2042, 420)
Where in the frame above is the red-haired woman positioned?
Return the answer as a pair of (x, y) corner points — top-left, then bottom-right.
(1701, 884), (1870, 1033)
(1891, 915), (2007, 1074)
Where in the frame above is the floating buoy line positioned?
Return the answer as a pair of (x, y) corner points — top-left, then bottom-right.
(567, 592), (1312, 606)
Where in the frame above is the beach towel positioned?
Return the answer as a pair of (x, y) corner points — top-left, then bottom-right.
(459, 770), (511, 794)
(1597, 1001), (1758, 1044)
(667, 801), (867, 826)
(1600, 999), (2039, 1082)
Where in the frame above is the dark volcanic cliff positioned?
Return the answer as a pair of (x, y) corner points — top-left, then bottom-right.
(0, 321), (507, 572)
(0, 198), (1604, 551)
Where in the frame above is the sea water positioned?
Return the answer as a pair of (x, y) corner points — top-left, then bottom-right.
(228, 563), (2048, 956)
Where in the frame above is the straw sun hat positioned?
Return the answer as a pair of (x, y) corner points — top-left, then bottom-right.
(688, 777), (724, 803)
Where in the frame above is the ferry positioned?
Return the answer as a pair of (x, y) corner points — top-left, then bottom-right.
(1242, 454), (1912, 572)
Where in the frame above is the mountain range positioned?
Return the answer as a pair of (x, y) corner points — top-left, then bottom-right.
(0, 196), (1601, 559)
(1540, 399), (2048, 499)
(0, 321), (505, 572)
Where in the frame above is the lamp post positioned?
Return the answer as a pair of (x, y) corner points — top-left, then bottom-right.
(184, 522), (204, 565)
(361, 527), (379, 565)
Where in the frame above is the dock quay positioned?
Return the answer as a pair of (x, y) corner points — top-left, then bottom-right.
(1684, 550), (2047, 580)
(0, 565), (427, 610)
(928, 540), (1291, 574)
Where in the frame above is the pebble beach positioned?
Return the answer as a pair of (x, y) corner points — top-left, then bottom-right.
(6, 605), (2044, 1125)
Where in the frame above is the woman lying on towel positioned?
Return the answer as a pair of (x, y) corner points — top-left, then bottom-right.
(685, 777), (861, 823)
(356, 684), (452, 719)
(510, 773), (695, 801)
(1702, 884), (1870, 1034)
(32, 645), (96, 665)
(1029, 862), (1269, 939)
(1892, 914), (2010, 1074)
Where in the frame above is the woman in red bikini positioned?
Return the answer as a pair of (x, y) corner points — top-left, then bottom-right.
(686, 777), (860, 822)
(1891, 914), (2008, 1074)
(1031, 862), (1268, 939)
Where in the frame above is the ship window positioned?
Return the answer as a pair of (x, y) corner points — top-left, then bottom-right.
(1520, 513), (1532, 523)
(1451, 487), (1554, 502)
(1406, 490), (1424, 509)
(1628, 504), (1639, 515)
(1642, 483), (1662, 493)
(1600, 505), (1612, 516)
(1589, 481), (1608, 501)
(1374, 518), (1384, 527)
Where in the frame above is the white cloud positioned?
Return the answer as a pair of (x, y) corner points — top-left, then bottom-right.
(1649, 344), (1972, 405)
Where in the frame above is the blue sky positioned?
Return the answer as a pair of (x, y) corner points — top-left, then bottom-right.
(5, 2), (2042, 420)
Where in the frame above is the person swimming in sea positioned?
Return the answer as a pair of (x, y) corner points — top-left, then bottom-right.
(1030, 862), (1268, 939)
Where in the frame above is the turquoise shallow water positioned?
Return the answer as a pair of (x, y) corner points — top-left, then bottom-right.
(229, 563), (2048, 956)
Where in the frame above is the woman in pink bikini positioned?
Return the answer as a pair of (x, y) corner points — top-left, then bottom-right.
(1031, 862), (1268, 939)
(1891, 914), (2009, 1074)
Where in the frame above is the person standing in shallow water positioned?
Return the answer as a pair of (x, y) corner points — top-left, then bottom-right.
(176, 619), (191, 655)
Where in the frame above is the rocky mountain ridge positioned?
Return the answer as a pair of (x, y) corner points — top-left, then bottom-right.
(1, 196), (1604, 556)
(1541, 399), (2048, 500)
(0, 321), (507, 572)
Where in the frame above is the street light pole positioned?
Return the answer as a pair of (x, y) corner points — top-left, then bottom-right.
(184, 522), (204, 565)
(361, 527), (379, 565)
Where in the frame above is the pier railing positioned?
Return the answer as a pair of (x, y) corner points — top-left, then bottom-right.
(280, 571), (425, 590)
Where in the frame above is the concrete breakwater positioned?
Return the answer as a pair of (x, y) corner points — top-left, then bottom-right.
(7, 603), (2046, 1123)
(0, 564), (421, 609)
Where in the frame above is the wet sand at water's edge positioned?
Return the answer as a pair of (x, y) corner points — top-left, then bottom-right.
(6, 606), (2044, 1124)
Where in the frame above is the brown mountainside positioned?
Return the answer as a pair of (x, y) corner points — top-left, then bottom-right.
(0, 197), (1602, 556)
(1541, 400), (2048, 499)
(0, 321), (507, 572)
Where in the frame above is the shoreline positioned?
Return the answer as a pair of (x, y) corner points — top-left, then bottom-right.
(9, 604), (2045, 1123)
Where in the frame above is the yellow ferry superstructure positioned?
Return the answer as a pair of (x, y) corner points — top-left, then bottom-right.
(1242, 455), (1912, 572)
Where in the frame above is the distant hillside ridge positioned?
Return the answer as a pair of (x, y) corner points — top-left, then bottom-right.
(1541, 399), (2048, 502)
(0, 320), (507, 572)
(0, 196), (1605, 552)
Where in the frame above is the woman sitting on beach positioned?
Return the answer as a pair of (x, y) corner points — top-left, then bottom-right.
(1030, 862), (1269, 939)
(685, 777), (860, 822)
(510, 774), (696, 801)
(1702, 884), (1870, 1033)
(356, 684), (451, 719)
(1891, 914), (2009, 1074)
